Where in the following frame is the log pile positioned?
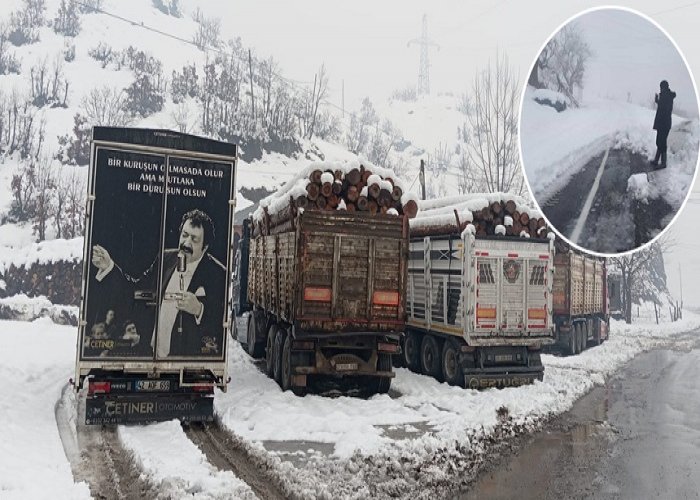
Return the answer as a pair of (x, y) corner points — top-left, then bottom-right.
(410, 193), (552, 239)
(252, 164), (418, 236)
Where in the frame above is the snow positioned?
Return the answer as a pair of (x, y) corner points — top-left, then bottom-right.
(0, 237), (83, 274)
(216, 313), (700, 467)
(410, 192), (542, 233)
(0, 319), (90, 499)
(252, 158), (410, 222)
(628, 173), (651, 202)
(1, 294), (700, 496)
(119, 421), (256, 499)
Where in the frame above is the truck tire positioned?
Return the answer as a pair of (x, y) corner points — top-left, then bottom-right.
(373, 354), (392, 395)
(403, 330), (421, 372)
(594, 320), (602, 346)
(273, 328), (286, 385)
(567, 325), (577, 356)
(441, 338), (462, 386)
(247, 313), (266, 359)
(420, 335), (443, 381)
(265, 324), (278, 376)
(281, 334), (292, 391)
(579, 322), (587, 353)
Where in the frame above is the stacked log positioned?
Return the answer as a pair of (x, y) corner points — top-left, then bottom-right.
(252, 164), (417, 237)
(410, 194), (551, 239)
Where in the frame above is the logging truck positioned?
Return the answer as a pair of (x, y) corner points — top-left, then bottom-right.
(552, 249), (609, 355)
(231, 162), (412, 395)
(402, 227), (556, 388)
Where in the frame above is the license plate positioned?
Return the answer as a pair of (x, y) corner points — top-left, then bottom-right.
(336, 363), (358, 371)
(136, 380), (171, 392)
(494, 354), (513, 363)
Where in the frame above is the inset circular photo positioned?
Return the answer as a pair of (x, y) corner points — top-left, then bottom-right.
(519, 6), (699, 255)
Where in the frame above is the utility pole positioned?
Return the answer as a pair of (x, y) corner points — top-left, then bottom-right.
(248, 49), (255, 123)
(407, 14), (439, 96)
(419, 159), (426, 200)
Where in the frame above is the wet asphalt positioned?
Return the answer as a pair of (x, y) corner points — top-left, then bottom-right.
(463, 332), (700, 499)
(541, 147), (674, 253)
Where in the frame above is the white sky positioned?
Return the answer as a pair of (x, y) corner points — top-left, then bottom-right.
(576, 9), (697, 116)
(191, 1), (700, 110)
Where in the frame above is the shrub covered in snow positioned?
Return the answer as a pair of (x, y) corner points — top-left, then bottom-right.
(532, 88), (570, 112)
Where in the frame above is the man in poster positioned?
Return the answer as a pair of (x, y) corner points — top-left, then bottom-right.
(90, 209), (227, 357)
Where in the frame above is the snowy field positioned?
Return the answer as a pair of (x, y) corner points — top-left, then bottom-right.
(2, 311), (699, 498)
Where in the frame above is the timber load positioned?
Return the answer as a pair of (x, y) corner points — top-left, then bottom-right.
(410, 193), (552, 239)
(251, 161), (419, 237)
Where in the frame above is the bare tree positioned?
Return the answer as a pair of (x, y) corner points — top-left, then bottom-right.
(542, 24), (591, 106)
(62, 167), (85, 238)
(0, 27), (22, 74)
(346, 97), (378, 155)
(303, 65), (329, 140)
(459, 53), (524, 196)
(610, 236), (673, 324)
(33, 155), (56, 241)
(80, 85), (132, 126)
(29, 55), (69, 108)
(193, 15), (221, 50)
(170, 101), (194, 133)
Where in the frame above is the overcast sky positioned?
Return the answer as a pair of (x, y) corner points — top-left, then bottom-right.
(576, 9), (697, 116)
(194, 1), (700, 111)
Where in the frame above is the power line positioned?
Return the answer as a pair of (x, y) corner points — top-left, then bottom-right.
(652, 1), (700, 16)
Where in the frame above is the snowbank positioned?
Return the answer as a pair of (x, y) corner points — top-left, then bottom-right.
(0, 238), (84, 274)
(119, 421), (256, 499)
(0, 318), (90, 499)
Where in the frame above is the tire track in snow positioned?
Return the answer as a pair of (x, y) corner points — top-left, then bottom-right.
(183, 420), (290, 500)
(55, 388), (157, 499)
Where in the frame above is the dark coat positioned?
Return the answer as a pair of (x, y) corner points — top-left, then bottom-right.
(653, 88), (676, 131)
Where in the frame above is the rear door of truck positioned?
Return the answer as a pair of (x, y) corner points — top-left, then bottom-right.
(469, 237), (553, 342)
(297, 211), (407, 332)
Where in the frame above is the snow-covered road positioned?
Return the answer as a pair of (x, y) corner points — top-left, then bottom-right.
(2, 311), (699, 498)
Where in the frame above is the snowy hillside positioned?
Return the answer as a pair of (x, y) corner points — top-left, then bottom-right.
(0, 0), (461, 263)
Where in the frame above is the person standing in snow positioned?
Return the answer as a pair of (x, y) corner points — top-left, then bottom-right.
(651, 80), (676, 169)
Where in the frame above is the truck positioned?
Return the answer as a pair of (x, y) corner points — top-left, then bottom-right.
(232, 209), (407, 396)
(552, 249), (609, 355)
(402, 230), (556, 388)
(73, 127), (237, 424)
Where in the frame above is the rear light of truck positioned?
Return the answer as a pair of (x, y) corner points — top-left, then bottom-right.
(372, 290), (400, 306)
(378, 342), (399, 353)
(191, 384), (214, 393)
(304, 287), (332, 302)
(88, 381), (111, 395)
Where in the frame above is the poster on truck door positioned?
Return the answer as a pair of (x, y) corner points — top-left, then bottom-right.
(80, 127), (236, 362)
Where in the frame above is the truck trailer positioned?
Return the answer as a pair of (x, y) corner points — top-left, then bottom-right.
(552, 250), (609, 355)
(403, 229), (556, 388)
(233, 209), (407, 395)
(73, 127), (237, 424)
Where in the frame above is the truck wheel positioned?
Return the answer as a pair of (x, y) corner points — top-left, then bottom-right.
(579, 322), (587, 353)
(403, 331), (421, 372)
(373, 354), (392, 395)
(567, 326), (577, 356)
(246, 315), (257, 357)
(441, 339), (462, 386)
(594, 320), (602, 346)
(273, 328), (286, 386)
(265, 325), (278, 376)
(281, 334), (293, 393)
(420, 335), (443, 381)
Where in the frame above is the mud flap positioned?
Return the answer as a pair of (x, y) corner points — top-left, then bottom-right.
(85, 394), (214, 425)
